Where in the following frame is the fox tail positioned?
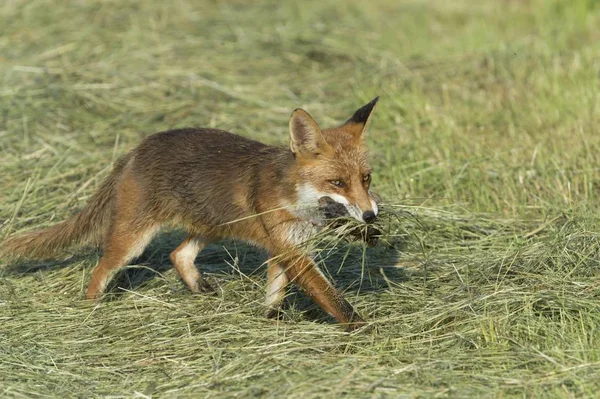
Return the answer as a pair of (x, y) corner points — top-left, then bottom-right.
(1, 154), (131, 261)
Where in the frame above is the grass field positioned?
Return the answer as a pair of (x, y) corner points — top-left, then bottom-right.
(2, 0), (600, 397)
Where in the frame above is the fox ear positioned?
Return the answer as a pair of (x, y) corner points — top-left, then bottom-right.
(343, 96), (379, 141)
(289, 109), (330, 157)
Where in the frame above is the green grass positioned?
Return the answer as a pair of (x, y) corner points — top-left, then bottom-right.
(2, 0), (600, 397)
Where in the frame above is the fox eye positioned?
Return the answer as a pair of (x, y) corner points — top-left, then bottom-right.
(329, 179), (345, 188)
(363, 174), (371, 182)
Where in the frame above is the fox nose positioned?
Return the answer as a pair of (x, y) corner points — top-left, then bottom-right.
(362, 211), (377, 224)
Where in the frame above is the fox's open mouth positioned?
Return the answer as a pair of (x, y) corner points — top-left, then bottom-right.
(318, 196), (381, 246)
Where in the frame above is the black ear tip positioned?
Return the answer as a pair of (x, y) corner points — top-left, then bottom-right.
(364, 96), (380, 112)
(347, 96), (380, 125)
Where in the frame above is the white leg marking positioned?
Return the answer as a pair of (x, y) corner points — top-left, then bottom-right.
(175, 239), (201, 268)
(265, 264), (288, 308)
(172, 238), (207, 289)
(126, 226), (160, 260)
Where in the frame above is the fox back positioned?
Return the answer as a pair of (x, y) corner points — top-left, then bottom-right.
(129, 128), (296, 231)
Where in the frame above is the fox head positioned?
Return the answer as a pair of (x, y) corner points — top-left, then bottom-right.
(290, 97), (379, 224)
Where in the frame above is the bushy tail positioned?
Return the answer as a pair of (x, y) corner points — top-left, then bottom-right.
(1, 154), (132, 261)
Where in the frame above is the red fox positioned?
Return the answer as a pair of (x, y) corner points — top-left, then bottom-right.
(1, 97), (380, 331)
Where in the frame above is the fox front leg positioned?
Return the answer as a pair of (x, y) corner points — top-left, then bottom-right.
(264, 260), (289, 319)
(280, 252), (365, 331)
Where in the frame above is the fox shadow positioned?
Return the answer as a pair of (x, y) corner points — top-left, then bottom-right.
(105, 230), (407, 321)
(4, 230), (406, 322)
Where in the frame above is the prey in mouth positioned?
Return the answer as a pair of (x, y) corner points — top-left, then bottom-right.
(318, 196), (381, 247)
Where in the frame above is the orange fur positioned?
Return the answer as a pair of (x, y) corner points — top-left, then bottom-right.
(2, 97), (380, 331)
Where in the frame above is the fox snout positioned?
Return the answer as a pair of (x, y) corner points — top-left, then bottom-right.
(318, 194), (378, 224)
(355, 200), (378, 224)
(362, 210), (377, 224)
(351, 195), (379, 224)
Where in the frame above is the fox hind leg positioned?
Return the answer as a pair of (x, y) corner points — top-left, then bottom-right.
(170, 235), (214, 293)
(86, 169), (160, 301)
(86, 222), (159, 300)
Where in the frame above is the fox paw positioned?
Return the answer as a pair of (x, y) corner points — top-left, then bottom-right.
(264, 307), (285, 320)
(190, 277), (216, 294)
(343, 317), (368, 332)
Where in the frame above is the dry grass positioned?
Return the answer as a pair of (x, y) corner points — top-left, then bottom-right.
(2, 0), (600, 397)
